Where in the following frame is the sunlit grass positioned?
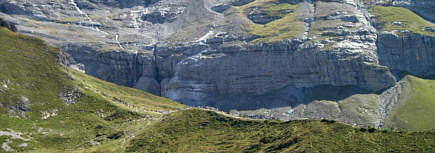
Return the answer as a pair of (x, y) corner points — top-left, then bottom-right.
(371, 6), (435, 36)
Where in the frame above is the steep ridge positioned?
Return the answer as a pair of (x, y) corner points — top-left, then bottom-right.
(0, 0), (434, 130)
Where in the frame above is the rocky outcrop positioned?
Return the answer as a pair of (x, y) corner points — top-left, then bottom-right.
(0, 80), (9, 92)
(211, 5), (231, 13)
(141, 3), (185, 24)
(74, 0), (160, 9)
(0, 129), (31, 152)
(377, 33), (435, 76)
(7, 96), (31, 118)
(244, 5), (288, 24)
(230, 0), (255, 6)
(0, 17), (15, 32)
(375, 77), (411, 128)
(247, 10), (282, 24)
(142, 11), (178, 24)
(60, 87), (83, 105)
(0, 2), (28, 15)
(63, 43), (161, 95)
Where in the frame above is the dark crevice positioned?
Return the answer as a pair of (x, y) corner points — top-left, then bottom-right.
(152, 45), (163, 96)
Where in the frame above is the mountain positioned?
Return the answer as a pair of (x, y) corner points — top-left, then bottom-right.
(0, 0), (435, 130)
(0, 21), (434, 152)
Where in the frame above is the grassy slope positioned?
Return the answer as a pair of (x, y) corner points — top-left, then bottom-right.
(371, 6), (435, 36)
(384, 76), (435, 131)
(338, 94), (378, 123)
(127, 109), (435, 153)
(0, 27), (184, 152)
(237, 0), (305, 43)
(70, 70), (185, 114)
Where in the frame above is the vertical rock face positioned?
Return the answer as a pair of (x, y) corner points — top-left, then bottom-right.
(0, 0), (398, 108)
(377, 33), (435, 76)
(64, 43), (161, 95)
(7, 96), (31, 118)
(149, 0), (398, 110)
(155, 40), (395, 110)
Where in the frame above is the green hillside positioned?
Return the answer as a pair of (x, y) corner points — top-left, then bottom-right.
(70, 70), (186, 115)
(371, 6), (435, 36)
(127, 109), (435, 153)
(384, 76), (435, 131)
(0, 26), (184, 152)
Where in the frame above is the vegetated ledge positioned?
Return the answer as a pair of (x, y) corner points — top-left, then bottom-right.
(237, 0), (306, 43)
(370, 6), (435, 36)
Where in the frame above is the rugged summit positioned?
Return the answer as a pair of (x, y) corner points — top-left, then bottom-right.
(0, 0), (434, 129)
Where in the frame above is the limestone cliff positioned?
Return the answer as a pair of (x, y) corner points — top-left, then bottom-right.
(377, 33), (435, 76)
